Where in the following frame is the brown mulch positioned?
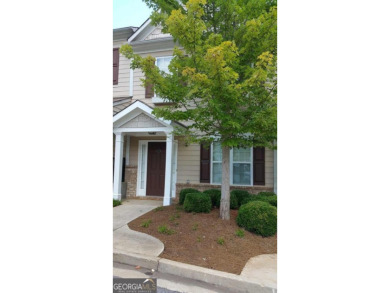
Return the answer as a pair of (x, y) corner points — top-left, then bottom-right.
(128, 204), (277, 275)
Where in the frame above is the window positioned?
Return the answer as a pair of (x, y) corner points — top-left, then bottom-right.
(156, 56), (173, 74)
(153, 56), (173, 103)
(211, 143), (253, 186)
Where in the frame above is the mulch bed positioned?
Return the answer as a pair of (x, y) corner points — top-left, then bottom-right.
(128, 204), (277, 275)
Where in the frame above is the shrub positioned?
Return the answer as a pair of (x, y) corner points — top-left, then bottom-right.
(236, 201), (277, 237)
(113, 199), (121, 207)
(235, 229), (245, 238)
(179, 188), (199, 205)
(203, 189), (221, 207)
(158, 225), (175, 235)
(183, 193), (212, 213)
(141, 219), (151, 228)
(229, 192), (239, 209)
(241, 194), (277, 207)
(231, 190), (251, 206)
(217, 237), (225, 245)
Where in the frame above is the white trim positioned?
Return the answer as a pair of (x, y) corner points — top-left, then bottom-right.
(128, 18), (152, 43)
(114, 127), (171, 133)
(113, 133), (124, 200)
(164, 133), (174, 206)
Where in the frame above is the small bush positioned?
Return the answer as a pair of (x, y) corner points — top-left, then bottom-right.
(236, 201), (277, 237)
(241, 194), (277, 207)
(141, 219), (151, 228)
(158, 225), (175, 235)
(235, 229), (245, 238)
(231, 190), (251, 207)
(217, 237), (225, 245)
(113, 199), (121, 207)
(203, 189), (221, 207)
(183, 193), (212, 213)
(179, 188), (199, 205)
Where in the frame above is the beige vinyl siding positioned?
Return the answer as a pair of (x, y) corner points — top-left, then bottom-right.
(177, 142), (200, 184)
(264, 148), (274, 187)
(113, 40), (131, 98)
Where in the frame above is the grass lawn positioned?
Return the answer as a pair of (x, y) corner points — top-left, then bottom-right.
(128, 203), (277, 275)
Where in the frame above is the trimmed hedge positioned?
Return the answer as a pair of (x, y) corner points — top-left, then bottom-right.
(203, 189), (221, 207)
(231, 190), (251, 207)
(179, 188), (199, 205)
(241, 194), (277, 207)
(236, 201), (277, 236)
(229, 192), (239, 209)
(183, 193), (212, 213)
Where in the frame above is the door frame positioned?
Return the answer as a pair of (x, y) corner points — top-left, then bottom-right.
(137, 139), (178, 197)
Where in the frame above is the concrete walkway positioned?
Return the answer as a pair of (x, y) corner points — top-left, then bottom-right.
(113, 199), (164, 257)
(241, 254), (277, 289)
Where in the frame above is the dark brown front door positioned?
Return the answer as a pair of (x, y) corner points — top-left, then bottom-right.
(146, 142), (166, 196)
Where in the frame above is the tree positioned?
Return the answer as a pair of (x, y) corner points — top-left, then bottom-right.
(121, 0), (277, 220)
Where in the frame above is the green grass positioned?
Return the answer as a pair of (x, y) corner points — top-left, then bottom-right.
(169, 213), (181, 222)
(235, 229), (245, 238)
(158, 225), (175, 235)
(141, 219), (151, 228)
(192, 223), (199, 231)
(154, 206), (164, 212)
(217, 237), (225, 245)
(113, 199), (121, 207)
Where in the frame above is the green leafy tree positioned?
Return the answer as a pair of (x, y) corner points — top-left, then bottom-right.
(121, 0), (277, 220)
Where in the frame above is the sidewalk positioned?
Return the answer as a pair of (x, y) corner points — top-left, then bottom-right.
(113, 199), (277, 292)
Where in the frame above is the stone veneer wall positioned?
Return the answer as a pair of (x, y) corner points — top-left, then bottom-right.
(174, 183), (274, 202)
(124, 166), (138, 197)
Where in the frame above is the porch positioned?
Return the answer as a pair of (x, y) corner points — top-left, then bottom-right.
(113, 100), (179, 206)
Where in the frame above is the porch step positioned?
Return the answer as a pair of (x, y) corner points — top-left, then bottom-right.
(127, 196), (163, 201)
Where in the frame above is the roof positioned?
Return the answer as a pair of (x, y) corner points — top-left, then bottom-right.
(113, 26), (138, 41)
(113, 97), (133, 116)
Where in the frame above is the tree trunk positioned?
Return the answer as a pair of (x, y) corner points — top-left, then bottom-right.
(220, 146), (230, 220)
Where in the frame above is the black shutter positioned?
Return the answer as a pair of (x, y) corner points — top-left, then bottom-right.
(113, 48), (119, 85)
(200, 144), (210, 183)
(253, 147), (265, 185)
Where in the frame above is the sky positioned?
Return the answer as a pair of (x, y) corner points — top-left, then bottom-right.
(113, 0), (152, 29)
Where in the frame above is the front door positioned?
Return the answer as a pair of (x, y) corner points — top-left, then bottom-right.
(146, 142), (166, 196)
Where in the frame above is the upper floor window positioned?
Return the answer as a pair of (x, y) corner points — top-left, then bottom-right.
(113, 48), (119, 85)
(151, 56), (173, 103)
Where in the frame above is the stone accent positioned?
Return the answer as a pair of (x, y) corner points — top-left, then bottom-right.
(125, 166), (138, 197)
(120, 113), (165, 128)
(175, 183), (273, 199)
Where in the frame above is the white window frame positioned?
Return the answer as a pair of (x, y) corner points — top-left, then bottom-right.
(152, 56), (173, 104)
(210, 143), (254, 186)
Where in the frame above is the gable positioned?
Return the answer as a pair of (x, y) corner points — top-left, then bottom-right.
(119, 113), (166, 128)
(144, 27), (171, 41)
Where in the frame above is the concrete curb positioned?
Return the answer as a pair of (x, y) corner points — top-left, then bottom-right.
(113, 251), (276, 293)
(113, 251), (160, 270)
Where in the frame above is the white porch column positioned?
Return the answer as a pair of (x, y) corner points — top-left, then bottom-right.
(125, 135), (130, 166)
(163, 132), (174, 206)
(113, 132), (124, 200)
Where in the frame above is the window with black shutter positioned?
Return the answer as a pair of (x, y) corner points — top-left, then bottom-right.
(253, 147), (265, 185)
